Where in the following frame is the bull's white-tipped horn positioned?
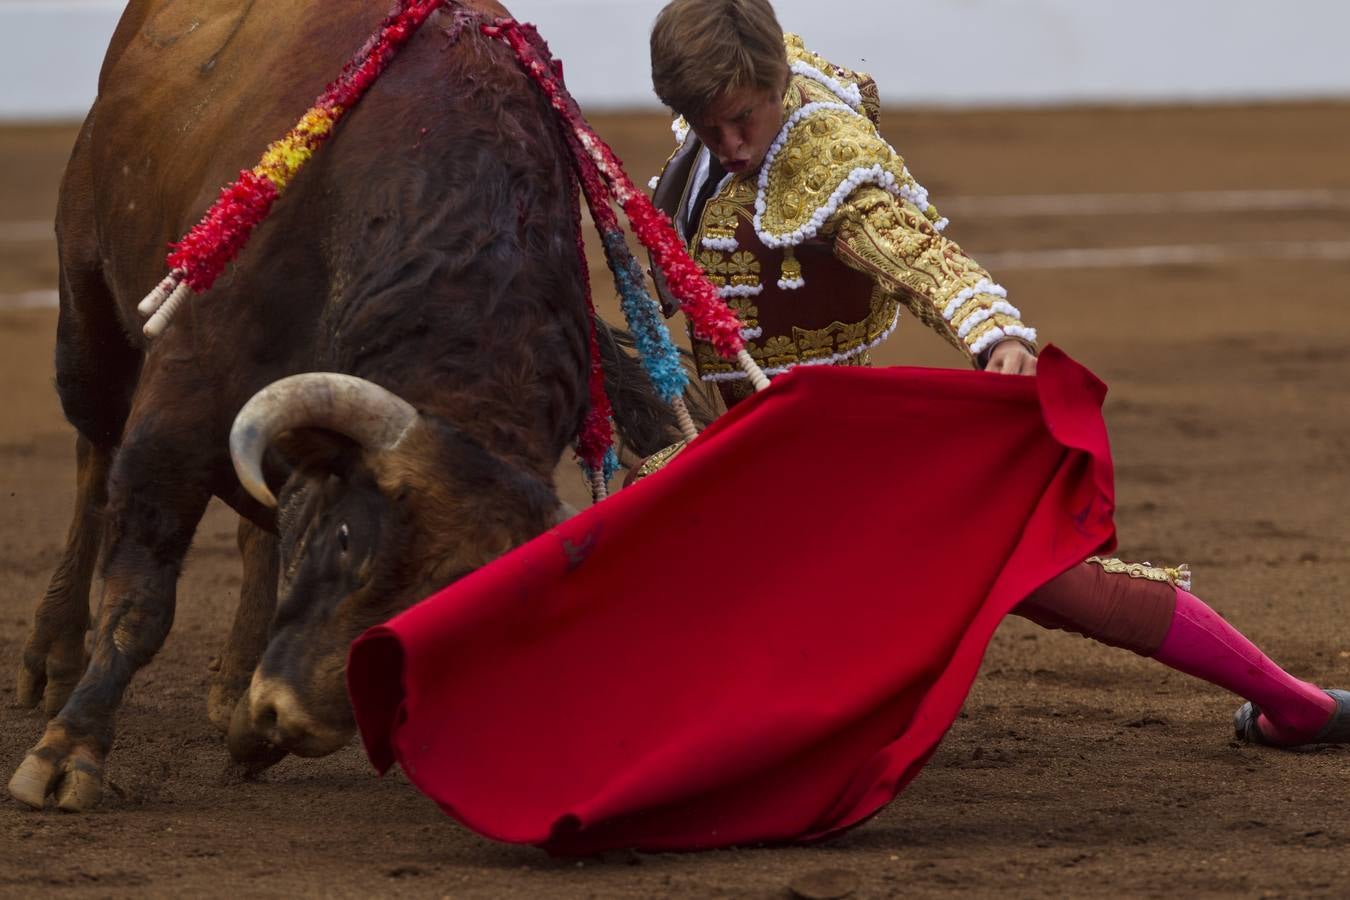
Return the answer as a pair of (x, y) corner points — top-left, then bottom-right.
(230, 373), (419, 508)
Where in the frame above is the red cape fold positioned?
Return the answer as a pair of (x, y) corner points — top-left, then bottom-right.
(347, 346), (1116, 853)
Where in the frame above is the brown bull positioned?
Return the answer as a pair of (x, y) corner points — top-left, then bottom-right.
(9, 0), (688, 811)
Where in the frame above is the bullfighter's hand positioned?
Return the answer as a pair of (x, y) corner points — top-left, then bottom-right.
(984, 339), (1038, 376)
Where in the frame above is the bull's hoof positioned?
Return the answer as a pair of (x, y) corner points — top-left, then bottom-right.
(15, 629), (88, 719)
(7, 724), (105, 812)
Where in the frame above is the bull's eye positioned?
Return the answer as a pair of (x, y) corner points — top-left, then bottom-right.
(337, 522), (350, 553)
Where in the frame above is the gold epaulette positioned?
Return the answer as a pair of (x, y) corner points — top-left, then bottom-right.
(755, 78), (943, 247)
(783, 33), (881, 125)
(756, 103), (903, 243)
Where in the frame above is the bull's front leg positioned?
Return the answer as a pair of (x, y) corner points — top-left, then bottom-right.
(16, 435), (109, 717)
(8, 428), (210, 811)
(208, 520), (278, 732)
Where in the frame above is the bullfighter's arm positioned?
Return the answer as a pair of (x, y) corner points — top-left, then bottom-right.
(825, 185), (1037, 365)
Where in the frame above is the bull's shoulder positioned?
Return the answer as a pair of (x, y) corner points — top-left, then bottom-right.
(97, 3), (375, 126)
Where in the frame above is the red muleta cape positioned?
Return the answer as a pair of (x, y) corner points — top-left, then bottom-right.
(347, 346), (1116, 854)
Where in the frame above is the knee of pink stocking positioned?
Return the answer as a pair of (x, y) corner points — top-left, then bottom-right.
(1152, 589), (1334, 745)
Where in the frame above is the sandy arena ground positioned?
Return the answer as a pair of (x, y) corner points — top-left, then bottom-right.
(2, 102), (1349, 897)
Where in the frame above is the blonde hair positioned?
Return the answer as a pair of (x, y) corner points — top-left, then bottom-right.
(650, 0), (789, 120)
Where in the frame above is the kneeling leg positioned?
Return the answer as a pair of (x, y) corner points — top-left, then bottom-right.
(1016, 562), (1337, 745)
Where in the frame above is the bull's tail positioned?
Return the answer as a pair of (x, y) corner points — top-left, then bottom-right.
(595, 320), (718, 458)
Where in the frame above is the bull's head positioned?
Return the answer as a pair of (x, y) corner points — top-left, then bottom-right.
(225, 373), (562, 761)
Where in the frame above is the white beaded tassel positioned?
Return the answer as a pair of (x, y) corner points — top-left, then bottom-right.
(588, 468), (608, 503)
(142, 280), (193, 338)
(670, 395), (700, 442)
(737, 350), (772, 392)
(137, 270), (185, 317)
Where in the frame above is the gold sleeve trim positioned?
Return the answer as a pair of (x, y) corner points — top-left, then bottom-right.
(830, 186), (1033, 362)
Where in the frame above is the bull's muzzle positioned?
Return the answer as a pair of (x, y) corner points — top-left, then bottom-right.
(234, 671), (354, 759)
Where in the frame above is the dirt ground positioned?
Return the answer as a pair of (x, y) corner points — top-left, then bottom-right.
(2, 102), (1349, 898)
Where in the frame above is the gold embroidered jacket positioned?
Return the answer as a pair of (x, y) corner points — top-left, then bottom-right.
(650, 34), (1037, 405)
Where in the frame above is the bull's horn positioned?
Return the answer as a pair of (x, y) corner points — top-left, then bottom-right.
(230, 373), (418, 508)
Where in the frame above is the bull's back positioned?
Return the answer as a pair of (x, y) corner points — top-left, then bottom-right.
(67, 0), (585, 462)
(94, 2), (564, 284)
(83, 0), (530, 308)
(82, 2), (385, 306)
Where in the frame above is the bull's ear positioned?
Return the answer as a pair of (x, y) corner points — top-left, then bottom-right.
(264, 428), (366, 493)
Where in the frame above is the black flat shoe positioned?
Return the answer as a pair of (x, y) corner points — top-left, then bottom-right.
(1234, 689), (1350, 747)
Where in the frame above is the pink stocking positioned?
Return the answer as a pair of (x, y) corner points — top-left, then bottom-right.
(1152, 589), (1334, 745)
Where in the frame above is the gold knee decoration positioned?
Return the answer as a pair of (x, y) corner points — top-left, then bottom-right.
(632, 440), (689, 482)
(1085, 556), (1192, 591)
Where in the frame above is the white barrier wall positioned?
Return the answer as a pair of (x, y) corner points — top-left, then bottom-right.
(3, 0), (1349, 119)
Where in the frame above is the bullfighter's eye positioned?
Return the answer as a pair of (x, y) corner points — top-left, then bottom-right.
(337, 522), (350, 553)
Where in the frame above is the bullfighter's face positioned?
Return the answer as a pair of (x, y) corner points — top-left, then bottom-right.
(687, 83), (786, 177)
